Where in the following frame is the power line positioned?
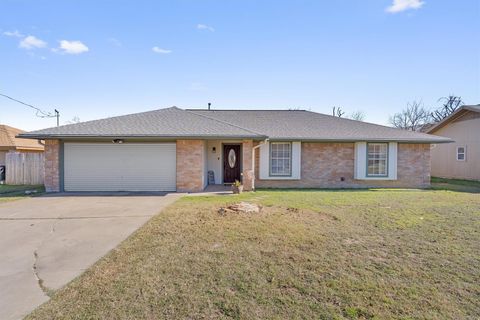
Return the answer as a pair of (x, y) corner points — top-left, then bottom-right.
(0, 93), (60, 126)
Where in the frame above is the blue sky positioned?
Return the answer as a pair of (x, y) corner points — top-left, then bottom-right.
(1, 0), (479, 131)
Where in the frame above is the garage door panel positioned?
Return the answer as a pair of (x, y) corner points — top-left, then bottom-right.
(64, 143), (176, 191)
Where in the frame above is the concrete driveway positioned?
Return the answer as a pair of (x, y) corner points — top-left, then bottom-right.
(0, 193), (182, 320)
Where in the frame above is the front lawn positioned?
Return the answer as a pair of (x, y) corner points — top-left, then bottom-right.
(28, 188), (479, 319)
(0, 184), (44, 203)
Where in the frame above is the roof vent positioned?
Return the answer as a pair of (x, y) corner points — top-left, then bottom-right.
(208, 102), (211, 110)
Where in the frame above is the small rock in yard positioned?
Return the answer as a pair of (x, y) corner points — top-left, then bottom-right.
(218, 202), (261, 214)
(211, 243), (223, 249)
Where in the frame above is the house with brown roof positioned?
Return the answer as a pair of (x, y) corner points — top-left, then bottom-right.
(427, 105), (480, 181)
(0, 125), (44, 167)
(19, 107), (451, 192)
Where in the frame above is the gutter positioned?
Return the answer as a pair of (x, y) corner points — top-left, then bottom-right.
(17, 134), (268, 141)
(265, 137), (453, 144)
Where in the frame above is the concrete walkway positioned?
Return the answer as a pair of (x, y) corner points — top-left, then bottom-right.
(0, 193), (182, 320)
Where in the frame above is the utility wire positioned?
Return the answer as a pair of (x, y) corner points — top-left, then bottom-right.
(0, 93), (56, 118)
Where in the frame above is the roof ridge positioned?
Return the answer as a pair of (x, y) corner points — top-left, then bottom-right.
(25, 106), (181, 134)
(186, 109), (266, 137)
(186, 109), (309, 112)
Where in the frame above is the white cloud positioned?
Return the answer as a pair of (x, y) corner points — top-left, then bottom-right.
(152, 46), (172, 54)
(55, 40), (89, 54)
(197, 24), (215, 32)
(19, 35), (47, 49)
(386, 0), (425, 13)
(3, 30), (24, 37)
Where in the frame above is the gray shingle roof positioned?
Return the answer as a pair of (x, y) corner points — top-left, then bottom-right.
(19, 106), (451, 143)
(189, 109), (451, 143)
(19, 107), (264, 139)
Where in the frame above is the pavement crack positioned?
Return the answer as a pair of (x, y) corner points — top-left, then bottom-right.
(31, 219), (59, 298)
(32, 250), (54, 297)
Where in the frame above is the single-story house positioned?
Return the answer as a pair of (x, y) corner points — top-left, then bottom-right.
(427, 105), (480, 181)
(18, 107), (451, 192)
(0, 124), (44, 167)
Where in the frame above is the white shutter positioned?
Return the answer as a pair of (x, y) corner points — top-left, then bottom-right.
(291, 142), (301, 179)
(388, 142), (398, 180)
(64, 143), (176, 191)
(354, 142), (367, 179)
(259, 142), (269, 179)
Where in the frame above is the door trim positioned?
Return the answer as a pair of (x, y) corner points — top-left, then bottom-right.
(222, 143), (242, 184)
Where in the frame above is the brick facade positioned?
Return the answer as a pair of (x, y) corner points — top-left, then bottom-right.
(176, 140), (206, 192)
(41, 139), (430, 193)
(255, 143), (431, 189)
(242, 139), (254, 191)
(44, 139), (60, 192)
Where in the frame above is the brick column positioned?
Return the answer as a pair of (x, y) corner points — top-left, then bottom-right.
(44, 139), (60, 192)
(176, 140), (206, 192)
(242, 139), (254, 191)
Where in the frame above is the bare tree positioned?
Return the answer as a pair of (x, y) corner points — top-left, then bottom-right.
(389, 100), (431, 131)
(348, 111), (365, 121)
(431, 95), (463, 122)
(65, 116), (81, 124)
(332, 106), (345, 117)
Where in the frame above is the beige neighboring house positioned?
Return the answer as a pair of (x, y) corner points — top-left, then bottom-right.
(427, 105), (480, 181)
(0, 124), (44, 166)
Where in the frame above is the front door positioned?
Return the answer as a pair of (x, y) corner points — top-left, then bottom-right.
(223, 144), (241, 184)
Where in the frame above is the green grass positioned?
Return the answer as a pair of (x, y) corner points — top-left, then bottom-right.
(431, 177), (480, 193)
(0, 184), (45, 203)
(27, 185), (479, 319)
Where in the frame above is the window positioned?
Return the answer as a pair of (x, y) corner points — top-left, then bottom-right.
(270, 142), (291, 176)
(367, 143), (388, 177)
(457, 146), (466, 161)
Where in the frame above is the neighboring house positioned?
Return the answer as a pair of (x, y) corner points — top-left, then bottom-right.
(18, 107), (450, 192)
(427, 105), (480, 181)
(0, 124), (44, 167)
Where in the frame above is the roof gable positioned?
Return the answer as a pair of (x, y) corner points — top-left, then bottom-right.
(0, 125), (44, 150)
(427, 105), (480, 134)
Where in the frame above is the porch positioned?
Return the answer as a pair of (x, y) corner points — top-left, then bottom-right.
(204, 140), (254, 190)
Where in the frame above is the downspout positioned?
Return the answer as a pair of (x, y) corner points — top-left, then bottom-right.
(252, 138), (269, 191)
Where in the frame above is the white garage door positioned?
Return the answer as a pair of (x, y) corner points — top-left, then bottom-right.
(64, 143), (176, 192)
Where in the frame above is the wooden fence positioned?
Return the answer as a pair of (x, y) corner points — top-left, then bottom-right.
(5, 152), (44, 185)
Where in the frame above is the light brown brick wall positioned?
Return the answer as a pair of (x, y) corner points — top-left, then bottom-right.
(255, 143), (431, 189)
(44, 139), (60, 192)
(242, 139), (254, 191)
(176, 140), (206, 192)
